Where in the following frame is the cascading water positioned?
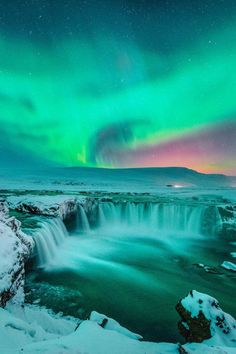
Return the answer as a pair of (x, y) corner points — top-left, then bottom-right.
(32, 202), (221, 269)
(76, 201), (222, 236)
(77, 204), (90, 232)
(33, 217), (68, 267)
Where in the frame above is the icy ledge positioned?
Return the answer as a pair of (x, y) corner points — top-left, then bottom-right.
(0, 291), (236, 354)
(0, 201), (34, 307)
(7, 195), (79, 220)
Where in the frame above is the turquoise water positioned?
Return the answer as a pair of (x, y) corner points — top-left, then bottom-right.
(26, 223), (236, 343)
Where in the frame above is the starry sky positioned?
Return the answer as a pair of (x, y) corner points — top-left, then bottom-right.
(0, 0), (236, 175)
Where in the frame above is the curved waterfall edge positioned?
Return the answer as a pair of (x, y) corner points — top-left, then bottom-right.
(31, 200), (230, 269)
(75, 201), (223, 237)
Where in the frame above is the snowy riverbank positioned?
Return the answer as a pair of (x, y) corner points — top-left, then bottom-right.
(1, 291), (236, 354)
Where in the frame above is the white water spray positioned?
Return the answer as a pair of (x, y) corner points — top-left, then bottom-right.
(77, 205), (90, 232)
(77, 202), (222, 236)
(33, 217), (68, 267)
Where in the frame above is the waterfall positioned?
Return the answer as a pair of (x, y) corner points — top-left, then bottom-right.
(186, 206), (205, 234)
(32, 203), (222, 268)
(96, 202), (208, 234)
(77, 205), (90, 232)
(98, 204), (106, 227)
(75, 202), (222, 236)
(33, 217), (68, 267)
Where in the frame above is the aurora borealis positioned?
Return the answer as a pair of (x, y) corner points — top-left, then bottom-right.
(0, 0), (236, 174)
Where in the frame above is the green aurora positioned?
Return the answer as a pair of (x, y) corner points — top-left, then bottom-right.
(0, 1), (236, 174)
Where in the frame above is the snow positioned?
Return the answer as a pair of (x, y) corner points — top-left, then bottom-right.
(90, 311), (143, 340)
(0, 303), (78, 353)
(181, 290), (218, 320)
(0, 222), (19, 292)
(183, 343), (236, 353)
(22, 320), (177, 354)
(0, 303), (178, 354)
(221, 261), (236, 272)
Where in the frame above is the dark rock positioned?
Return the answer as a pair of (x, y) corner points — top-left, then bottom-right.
(178, 345), (189, 354)
(176, 295), (211, 343)
(218, 206), (234, 219)
(176, 290), (236, 345)
(100, 318), (108, 328)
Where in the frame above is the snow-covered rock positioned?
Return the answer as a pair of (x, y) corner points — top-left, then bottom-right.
(0, 201), (33, 307)
(0, 304), (78, 353)
(7, 195), (78, 220)
(183, 342), (236, 353)
(218, 205), (236, 241)
(90, 311), (143, 340)
(176, 290), (236, 347)
(221, 261), (236, 272)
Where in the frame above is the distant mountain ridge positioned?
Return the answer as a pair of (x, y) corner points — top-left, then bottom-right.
(0, 166), (235, 190)
(61, 166), (235, 187)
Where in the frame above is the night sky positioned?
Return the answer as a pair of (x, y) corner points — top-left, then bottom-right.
(0, 0), (236, 174)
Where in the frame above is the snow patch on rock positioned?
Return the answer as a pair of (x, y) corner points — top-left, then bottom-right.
(221, 261), (236, 272)
(178, 290), (236, 347)
(90, 311), (143, 340)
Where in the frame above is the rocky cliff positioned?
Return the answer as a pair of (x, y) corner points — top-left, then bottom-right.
(0, 201), (34, 307)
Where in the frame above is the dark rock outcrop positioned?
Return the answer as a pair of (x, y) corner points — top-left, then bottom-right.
(176, 299), (211, 343)
(176, 290), (236, 346)
(13, 198), (77, 220)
